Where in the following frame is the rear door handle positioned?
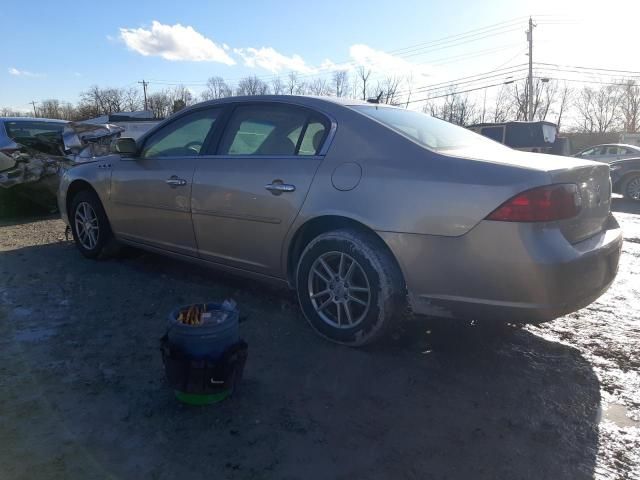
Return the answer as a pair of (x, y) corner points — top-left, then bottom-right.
(265, 182), (296, 195)
(166, 176), (187, 187)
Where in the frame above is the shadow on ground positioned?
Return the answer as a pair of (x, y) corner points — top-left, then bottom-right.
(612, 196), (640, 215)
(0, 189), (55, 226)
(0, 242), (601, 480)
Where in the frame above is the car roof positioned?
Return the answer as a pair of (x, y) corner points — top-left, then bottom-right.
(0, 117), (69, 123)
(589, 143), (640, 149)
(195, 95), (371, 109)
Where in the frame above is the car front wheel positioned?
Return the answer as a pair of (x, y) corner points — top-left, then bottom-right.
(296, 228), (406, 346)
(69, 189), (115, 259)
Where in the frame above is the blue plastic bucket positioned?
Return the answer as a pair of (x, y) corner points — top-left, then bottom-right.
(167, 302), (239, 359)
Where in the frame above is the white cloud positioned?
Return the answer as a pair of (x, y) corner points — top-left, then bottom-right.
(119, 21), (235, 64)
(234, 47), (316, 74)
(348, 44), (436, 79)
(8, 67), (43, 77)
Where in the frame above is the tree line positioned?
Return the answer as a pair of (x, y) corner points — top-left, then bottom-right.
(2, 70), (639, 134)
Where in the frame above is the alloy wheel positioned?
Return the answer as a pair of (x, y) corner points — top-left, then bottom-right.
(307, 251), (371, 329)
(627, 176), (640, 200)
(74, 201), (100, 250)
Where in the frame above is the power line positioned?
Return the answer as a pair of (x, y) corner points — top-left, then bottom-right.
(533, 76), (635, 87)
(406, 77), (527, 105)
(534, 62), (640, 76)
(393, 64), (528, 96)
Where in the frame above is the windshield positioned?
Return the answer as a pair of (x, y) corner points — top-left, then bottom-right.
(353, 105), (509, 154)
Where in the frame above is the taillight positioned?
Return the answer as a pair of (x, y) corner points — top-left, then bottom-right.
(486, 184), (581, 222)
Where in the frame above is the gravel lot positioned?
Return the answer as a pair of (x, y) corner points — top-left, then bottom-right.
(0, 197), (638, 480)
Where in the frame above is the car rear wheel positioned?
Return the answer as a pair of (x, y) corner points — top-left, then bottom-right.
(296, 228), (406, 346)
(622, 174), (640, 201)
(70, 190), (115, 259)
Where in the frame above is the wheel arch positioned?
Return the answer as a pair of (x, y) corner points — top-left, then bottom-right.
(285, 215), (406, 289)
(65, 179), (101, 217)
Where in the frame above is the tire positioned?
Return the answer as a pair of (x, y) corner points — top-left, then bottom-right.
(69, 189), (116, 259)
(295, 228), (406, 346)
(622, 174), (640, 201)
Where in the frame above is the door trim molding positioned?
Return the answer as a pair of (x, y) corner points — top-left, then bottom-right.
(191, 207), (281, 224)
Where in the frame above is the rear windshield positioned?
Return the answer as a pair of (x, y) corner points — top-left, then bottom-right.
(4, 120), (67, 155)
(353, 106), (509, 153)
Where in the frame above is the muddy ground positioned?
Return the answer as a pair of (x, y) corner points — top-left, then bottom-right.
(0, 197), (638, 480)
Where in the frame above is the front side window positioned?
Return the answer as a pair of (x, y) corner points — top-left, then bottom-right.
(219, 104), (328, 156)
(353, 105), (509, 154)
(578, 148), (594, 156)
(142, 109), (219, 159)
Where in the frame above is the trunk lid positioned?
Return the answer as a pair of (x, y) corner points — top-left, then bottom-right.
(549, 159), (612, 244)
(448, 149), (612, 243)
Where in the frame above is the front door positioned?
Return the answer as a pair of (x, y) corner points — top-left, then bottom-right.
(109, 107), (221, 256)
(191, 103), (330, 277)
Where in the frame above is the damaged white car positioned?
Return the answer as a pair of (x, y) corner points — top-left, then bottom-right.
(0, 117), (124, 209)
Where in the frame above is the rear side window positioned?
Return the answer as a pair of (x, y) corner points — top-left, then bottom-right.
(480, 126), (504, 142)
(354, 105), (509, 153)
(142, 108), (220, 159)
(218, 104), (329, 156)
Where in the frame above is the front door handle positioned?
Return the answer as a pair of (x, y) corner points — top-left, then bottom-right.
(166, 176), (187, 187)
(265, 182), (296, 195)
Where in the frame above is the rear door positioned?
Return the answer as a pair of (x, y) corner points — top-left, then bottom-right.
(109, 107), (221, 256)
(191, 102), (331, 277)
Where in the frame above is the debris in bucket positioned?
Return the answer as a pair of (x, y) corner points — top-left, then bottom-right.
(176, 299), (237, 326)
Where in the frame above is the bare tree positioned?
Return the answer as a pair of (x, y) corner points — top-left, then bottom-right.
(39, 99), (62, 119)
(535, 80), (559, 121)
(287, 72), (300, 95)
(357, 66), (372, 100)
(1, 107), (29, 117)
(574, 85), (622, 133)
(122, 87), (143, 111)
(554, 83), (572, 130)
(202, 76), (232, 101)
(426, 89), (479, 126)
(308, 78), (330, 96)
(376, 76), (402, 105)
(237, 76), (270, 96)
(147, 91), (172, 119)
(620, 80), (640, 133)
(271, 77), (285, 95)
(332, 71), (349, 97)
(492, 85), (514, 122)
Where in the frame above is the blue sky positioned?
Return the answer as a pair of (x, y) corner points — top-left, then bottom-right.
(1, 0), (638, 111)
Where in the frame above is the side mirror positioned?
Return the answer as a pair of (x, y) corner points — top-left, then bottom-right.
(114, 137), (138, 156)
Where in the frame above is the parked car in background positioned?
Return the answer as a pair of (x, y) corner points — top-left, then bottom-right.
(0, 117), (123, 209)
(610, 157), (640, 201)
(58, 96), (622, 346)
(467, 121), (570, 154)
(574, 144), (640, 163)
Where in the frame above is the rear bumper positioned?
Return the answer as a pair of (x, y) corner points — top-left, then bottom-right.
(379, 215), (622, 323)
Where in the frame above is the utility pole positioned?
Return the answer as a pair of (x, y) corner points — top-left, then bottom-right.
(138, 80), (149, 111)
(30, 101), (38, 117)
(526, 17), (535, 121)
